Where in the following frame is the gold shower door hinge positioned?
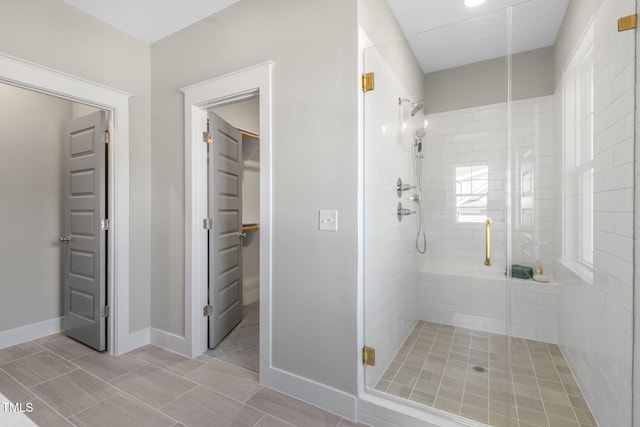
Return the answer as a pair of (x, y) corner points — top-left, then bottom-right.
(618, 14), (637, 31)
(362, 346), (375, 366)
(362, 72), (375, 92)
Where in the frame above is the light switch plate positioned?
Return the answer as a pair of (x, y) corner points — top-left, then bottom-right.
(319, 210), (338, 231)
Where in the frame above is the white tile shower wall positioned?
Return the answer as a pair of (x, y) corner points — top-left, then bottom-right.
(417, 271), (558, 342)
(363, 43), (420, 386)
(418, 96), (555, 277)
(557, 0), (634, 426)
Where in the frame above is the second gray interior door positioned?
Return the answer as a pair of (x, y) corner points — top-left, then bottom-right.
(208, 111), (243, 349)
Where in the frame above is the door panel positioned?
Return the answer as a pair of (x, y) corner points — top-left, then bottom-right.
(63, 111), (106, 351)
(208, 112), (243, 349)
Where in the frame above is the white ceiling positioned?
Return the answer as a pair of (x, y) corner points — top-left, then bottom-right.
(61, 0), (240, 43)
(61, 0), (569, 72)
(386, 0), (571, 73)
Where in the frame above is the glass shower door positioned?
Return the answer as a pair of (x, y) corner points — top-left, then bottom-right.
(362, 5), (513, 425)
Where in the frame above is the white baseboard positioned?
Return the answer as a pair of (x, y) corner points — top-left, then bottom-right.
(261, 366), (357, 420)
(0, 317), (63, 349)
(150, 327), (188, 356)
(116, 328), (150, 355)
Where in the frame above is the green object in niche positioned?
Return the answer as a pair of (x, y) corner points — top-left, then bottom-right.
(511, 264), (533, 279)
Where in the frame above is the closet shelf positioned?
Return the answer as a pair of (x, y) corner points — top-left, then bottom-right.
(242, 224), (260, 231)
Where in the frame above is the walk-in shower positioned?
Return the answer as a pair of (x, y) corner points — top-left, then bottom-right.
(361, 1), (635, 426)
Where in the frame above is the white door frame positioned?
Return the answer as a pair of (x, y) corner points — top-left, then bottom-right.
(181, 62), (273, 377)
(0, 53), (133, 355)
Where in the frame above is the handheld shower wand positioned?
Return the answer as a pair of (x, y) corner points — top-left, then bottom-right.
(411, 125), (428, 254)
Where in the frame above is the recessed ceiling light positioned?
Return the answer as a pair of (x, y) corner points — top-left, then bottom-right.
(464, 0), (486, 7)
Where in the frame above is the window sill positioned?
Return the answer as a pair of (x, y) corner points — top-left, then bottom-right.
(556, 258), (593, 285)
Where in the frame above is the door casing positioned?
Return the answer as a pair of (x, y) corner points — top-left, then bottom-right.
(181, 62), (273, 378)
(0, 53), (133, 354)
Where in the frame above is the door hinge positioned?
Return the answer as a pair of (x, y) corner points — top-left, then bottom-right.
(202, 131), (213, 144)
(104, 305), (110, 318)
(203, 218), (213, 230)
(362, 72), (375, 92)
(104, 130), (110, 144)
(618, 14), (637, 31)
(101, 219), (111, 231)
(203, 305), (213, 317)
(362, 346), (375, 366)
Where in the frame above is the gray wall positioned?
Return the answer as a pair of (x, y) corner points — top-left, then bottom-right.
(213, 98), (260, 134)
(0, 83), (71, 331)
(424, 47), (555, 113)
(359, 0), (424, 100)
(0, 0), (152, 333)
(150, 0), (359, 393)
(423, 0), (604, 113)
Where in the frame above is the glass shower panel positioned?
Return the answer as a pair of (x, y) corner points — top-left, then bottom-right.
(517, 0), (635, 426)
(362, 5), (513, 425)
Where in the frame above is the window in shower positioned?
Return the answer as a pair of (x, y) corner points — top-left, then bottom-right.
(562, 22), (594, 277)
(455, 164), (488, 223)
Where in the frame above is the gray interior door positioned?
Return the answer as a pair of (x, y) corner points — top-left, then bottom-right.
(62, 111), (107, 351)
(208, 112), (243, 349)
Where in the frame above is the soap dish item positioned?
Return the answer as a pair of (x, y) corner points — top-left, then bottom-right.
(532, 274), (550, 283)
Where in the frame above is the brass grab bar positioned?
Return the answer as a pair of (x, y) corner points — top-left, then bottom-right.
(484, 218), (492, 266)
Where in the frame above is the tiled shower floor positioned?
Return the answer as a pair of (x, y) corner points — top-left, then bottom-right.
(374, 321), (597, 427)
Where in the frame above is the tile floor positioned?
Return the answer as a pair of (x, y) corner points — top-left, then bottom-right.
(0, 333), (364, 427)
(374, 321), (598, 427)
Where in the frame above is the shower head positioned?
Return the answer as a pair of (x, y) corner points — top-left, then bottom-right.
(398, 97), (425, 116)
(410, 99), (424, 116)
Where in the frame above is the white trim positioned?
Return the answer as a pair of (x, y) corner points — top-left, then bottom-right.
(263, 367), (357, 421)
(180, 62), (274, 368)
(0, 317), (63, 349)
(126, 328), (151, 351)
(0, 52), (134, 355)
(150, 328), (188, 354)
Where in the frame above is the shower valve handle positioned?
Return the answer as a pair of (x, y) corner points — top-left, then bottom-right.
(396, 178), (416, 197)
(398, 184), (415, 192)
(397, 202), (415, 222)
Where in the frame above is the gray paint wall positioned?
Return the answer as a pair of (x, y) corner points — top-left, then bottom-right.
(150, 0), (359, 393)
(0, 83), (72, 331)
(0, 0), (152, 333)
(213, 98), (260, 134)
(359, 0), (424, 100)
(424, 47), (555, 113)
(423, 0), (602, 114)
